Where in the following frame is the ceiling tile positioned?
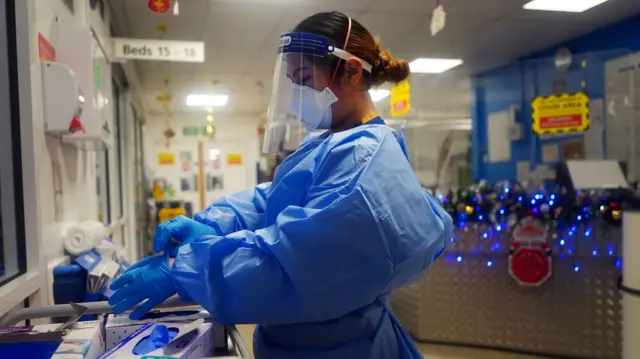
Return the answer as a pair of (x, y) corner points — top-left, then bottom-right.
(356, 12), (427, 43)
(369, 0), (438, 14)
(209, 0), (374, 12)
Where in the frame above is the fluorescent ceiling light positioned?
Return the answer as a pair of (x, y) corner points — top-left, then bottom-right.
(523, 0), (609, 12)
(369, 89), (390, 102)
(186, 94), (228, 107)
(409, 58), (463, 74)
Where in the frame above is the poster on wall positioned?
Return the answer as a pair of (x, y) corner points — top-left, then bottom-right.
(227, 153), (243, 165)
(531, 92), (590, 135)
(180, 177), (194, 191)
(208, 148), (222, 170)
(211, 175), (224, 190)
(158, 153), (175, 165)
(179, 151), (193, 172)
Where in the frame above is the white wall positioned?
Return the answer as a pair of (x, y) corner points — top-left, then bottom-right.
(33, 0), (113, 259)
(0, 0), (143, 316)
(144, 115), (261, 214)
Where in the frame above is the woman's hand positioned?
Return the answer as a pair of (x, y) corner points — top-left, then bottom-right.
(108, 253), (177, 319)
(154, 216), (218, 256)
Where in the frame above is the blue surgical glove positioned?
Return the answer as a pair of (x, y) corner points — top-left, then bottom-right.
(108, 253), (176, 320)
(154, 215), (217, 257)
(132, 324), (178, 355)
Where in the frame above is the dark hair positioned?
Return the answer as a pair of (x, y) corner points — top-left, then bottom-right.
(293, 11), (410, 87)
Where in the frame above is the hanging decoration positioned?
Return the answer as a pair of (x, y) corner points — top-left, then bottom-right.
(148, 0), (172, 15)
(173, 0), (180, 15)
(431, 0), (446, 36)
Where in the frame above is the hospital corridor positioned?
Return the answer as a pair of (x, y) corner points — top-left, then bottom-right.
(1, 0), (640, 358)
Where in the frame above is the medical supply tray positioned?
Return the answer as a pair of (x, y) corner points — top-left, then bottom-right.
(0, 296), (250, 358)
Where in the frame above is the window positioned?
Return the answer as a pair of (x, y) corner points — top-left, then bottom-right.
(112, 80), (125, 242)
(92, 30), (112, 226)
(132, 108), (150, 256)
(0, 0), (27, 286)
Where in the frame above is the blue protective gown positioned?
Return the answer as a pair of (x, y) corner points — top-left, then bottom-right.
(170, 118), (453, 359)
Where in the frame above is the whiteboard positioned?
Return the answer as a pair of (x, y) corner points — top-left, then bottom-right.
(487, 110), (512, 163)
(566, 160), (629, 189)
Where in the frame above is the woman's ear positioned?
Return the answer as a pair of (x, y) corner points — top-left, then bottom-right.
(344, 57), (364, 85)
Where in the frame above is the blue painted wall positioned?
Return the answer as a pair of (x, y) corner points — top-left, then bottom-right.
(472, 15), (640, 184)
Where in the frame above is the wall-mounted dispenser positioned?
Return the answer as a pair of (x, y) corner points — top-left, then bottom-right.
(42, 61), (86, 135)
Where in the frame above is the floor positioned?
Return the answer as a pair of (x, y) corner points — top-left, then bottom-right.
(236, 325), (551, 359)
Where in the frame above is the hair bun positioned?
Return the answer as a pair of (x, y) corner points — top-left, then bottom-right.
(372, 49), (410, 86)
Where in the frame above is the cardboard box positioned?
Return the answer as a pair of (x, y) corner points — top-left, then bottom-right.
(0, 321), (104, 359)
(105, 307), (211, 349)
(98, 322), (214, 359)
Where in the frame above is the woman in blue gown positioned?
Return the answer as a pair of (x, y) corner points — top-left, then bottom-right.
(109, 11), (453, 359)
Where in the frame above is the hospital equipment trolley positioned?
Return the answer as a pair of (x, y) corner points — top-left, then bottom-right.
(0, 296), (251, 358)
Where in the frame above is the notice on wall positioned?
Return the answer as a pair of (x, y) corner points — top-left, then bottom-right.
(390, 81), (411, 117)
(227, 153), (243, 165)
(531, 92), (590, 135)
(38, 33), (56, 61)
(158, 153), (175, 165)
(113, 38), (205, 63)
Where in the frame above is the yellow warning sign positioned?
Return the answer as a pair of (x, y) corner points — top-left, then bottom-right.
(531, 92), (590, 135)
(390, 81), (411, 117)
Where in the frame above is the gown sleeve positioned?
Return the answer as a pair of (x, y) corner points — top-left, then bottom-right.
(193, 182), (270, 235)
(171, 129), (453, 325)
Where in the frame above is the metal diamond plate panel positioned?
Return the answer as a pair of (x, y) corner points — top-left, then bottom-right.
(392, 225), (622, 359)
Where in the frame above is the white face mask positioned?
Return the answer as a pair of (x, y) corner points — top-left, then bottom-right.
(289, 84), (338, 131)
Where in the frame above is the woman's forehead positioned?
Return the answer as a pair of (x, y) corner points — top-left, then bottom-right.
(285, 53), (314, 68)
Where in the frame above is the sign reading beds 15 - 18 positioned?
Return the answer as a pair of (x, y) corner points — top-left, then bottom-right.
(113, 38), (205, 63)
(531, 92), (590, 135)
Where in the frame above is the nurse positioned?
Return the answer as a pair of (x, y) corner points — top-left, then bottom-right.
(109, 11), (453, 359)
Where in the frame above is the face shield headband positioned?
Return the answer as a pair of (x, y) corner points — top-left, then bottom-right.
(262, 17), (373, 154)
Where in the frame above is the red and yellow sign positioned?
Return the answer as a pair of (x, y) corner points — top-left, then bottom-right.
(148, 0), (171, 14)
(390, 81), (411, 117)
(531, 92), (590, 135)
(227, 154), (243, 165)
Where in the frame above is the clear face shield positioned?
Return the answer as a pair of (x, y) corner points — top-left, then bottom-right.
(262, 32), (372, 153)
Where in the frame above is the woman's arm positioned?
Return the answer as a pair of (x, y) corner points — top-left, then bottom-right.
(194, 182), (271, 234)
(170, 130), (452, 324)
(153, 183), (271, 255)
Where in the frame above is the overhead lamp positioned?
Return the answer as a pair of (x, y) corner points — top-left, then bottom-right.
(369, 89), (390, 102)
(409, 58), (463, 74)
(186, 94), (228, 107)
(523, 0), (609, 12)
(206, 114), (214, 122)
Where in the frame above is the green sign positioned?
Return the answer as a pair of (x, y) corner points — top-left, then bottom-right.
(141, 356), (179, 359)
(93, 61), (101, 90)
(183, 126), (199, 136)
